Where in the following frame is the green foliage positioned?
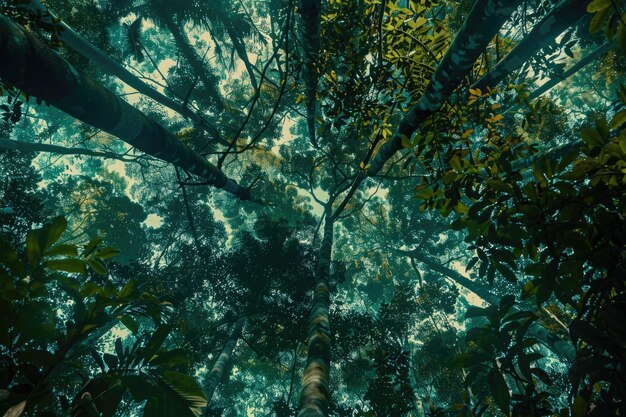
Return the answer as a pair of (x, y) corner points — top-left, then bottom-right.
(0, 217), (205, 417)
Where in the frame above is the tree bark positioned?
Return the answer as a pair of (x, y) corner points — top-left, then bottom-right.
(299, 0), (322, 147)
(157, 11), (226, 111)
(404, 250), (576, 362)
(23, 0), (227, 145)
(366, 0), (519, 176)
(471, 0), (588, 91)
(0, 14), (251, 200)
(298, 208), (334, 417)
(205, 317), (246, 403)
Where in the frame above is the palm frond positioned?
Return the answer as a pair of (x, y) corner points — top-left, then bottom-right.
(123, 17), (144, 62)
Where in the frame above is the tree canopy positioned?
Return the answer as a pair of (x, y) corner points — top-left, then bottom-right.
(0, 0), (625, 416)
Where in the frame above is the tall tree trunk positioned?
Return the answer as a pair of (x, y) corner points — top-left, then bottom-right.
(405, 250), (576, 362)
(157, 11), (226, 111)
(471, 0), (588, 91)
(366, 0), (518, 176)
(298, 208), (334, 417)
(23, 0), (226, 145)
(299, 0), (322, 147)
(0, 14), (251, 200)
(205, 317), (246, 403)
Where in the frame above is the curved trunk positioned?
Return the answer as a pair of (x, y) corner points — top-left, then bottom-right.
(472, 0), (588, 91)
(366, 0), (518, 176)
(299, 0), (322, 147)
(0, 14), (251, 200)
(158, 12), (226, 111)
(408, 251), (575, 362)
(298, 210), (334, 417)
(24, 0), (226, 145)
(205, 317), (246, 402)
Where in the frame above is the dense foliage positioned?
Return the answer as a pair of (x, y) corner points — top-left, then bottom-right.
(0, 0), (624, 416)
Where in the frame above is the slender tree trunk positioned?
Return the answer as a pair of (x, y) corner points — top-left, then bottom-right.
(157, 11), (226, 110)
(299, 0), (322, 147)
(205, 317), (246, 403)
(0, 14), (251, 200)
(366, 0), (518, 176)
(471, 0), (588, 91)
(23, 0), (226, 145)
(298, 208), (334, 417)
(405, 250), (576, 362)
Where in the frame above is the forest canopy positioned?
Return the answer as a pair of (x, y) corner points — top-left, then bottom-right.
(0, 0), (625, 416)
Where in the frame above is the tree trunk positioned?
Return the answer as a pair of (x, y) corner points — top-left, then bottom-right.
(158, 11), (226, 111)
(366, 0), (518, 176)
(471, 0), (588, 91)
(299, 0), (322, 147)
(407, 250), (575, 362)
(23, 0), (226, 145)
(205, 317), (246, 402)
(0, 14), (251, 200)
(298, 209), (334, 417)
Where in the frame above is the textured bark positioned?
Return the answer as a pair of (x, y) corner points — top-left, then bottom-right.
(299, 0), (322, 147)
(408, 251), (575, 362)
(0, 14), (250, 199)
(24, 0), (226, 145)
(298, 210), (334, 417)
(367, 0), (518, 176)
(158, 11), (226, 110)
(205, 317), (246, 402)
(472, 0), (588, 91)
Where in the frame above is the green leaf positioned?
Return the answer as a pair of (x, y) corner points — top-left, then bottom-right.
(587, 0), (611, 13)
(572, 396), (588, 417)
(81, 281), (102, 297)
(86, 258), (107, 275)
(43, 216), (67, 250)
(488, 368), (510, 414)
(149, 348), (189, 367)
(581, 127), (603, 148)
(157, 371), (207, 417)
(610, 109), (626, 129)
(117, 279), (137, 299)
(119, 315), (138, 335)
(94, 247), (120, 259)
(465, 306), (488, 319)
(46, 258), (87, 275)
(46, 244), (78, 257)
(90, 348), (107, 372)
(84, 237), (103, 256)
(26, 229), (42, 267)
(142, 325), (172, 361)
